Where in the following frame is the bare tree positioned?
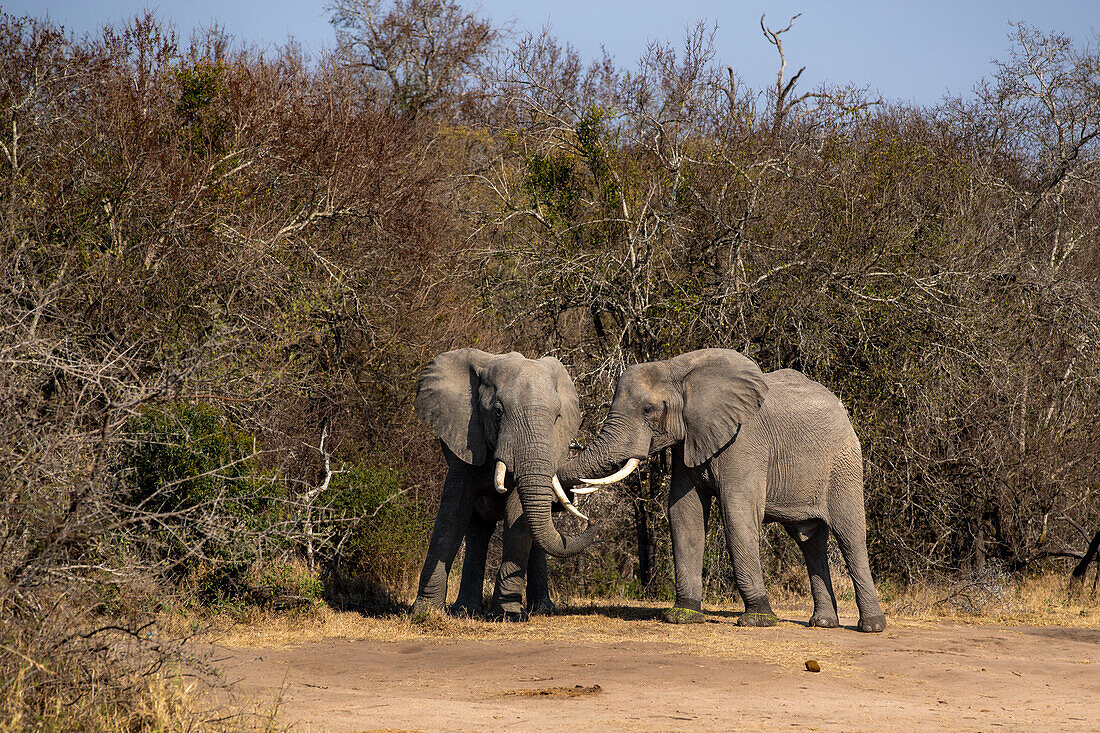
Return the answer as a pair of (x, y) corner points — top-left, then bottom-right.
(983, 23), (1100, 266)
(328, 0), (500, 116)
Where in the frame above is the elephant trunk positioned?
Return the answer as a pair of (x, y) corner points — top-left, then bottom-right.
(513, 443), (596, 558)
(557, 413), (636, 487)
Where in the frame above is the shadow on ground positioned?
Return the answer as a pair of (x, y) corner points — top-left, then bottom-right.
(322, 573), (407, 616)
(554, 604), (667, 621)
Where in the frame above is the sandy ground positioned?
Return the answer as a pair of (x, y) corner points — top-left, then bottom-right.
(211, 605), (1100, 732)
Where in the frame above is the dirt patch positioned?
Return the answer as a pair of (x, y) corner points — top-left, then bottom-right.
(501, 684), (602, 697)
(211, 604), (1100, 732)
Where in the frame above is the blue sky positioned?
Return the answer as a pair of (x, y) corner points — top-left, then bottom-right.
(8, 1), (1099, 104)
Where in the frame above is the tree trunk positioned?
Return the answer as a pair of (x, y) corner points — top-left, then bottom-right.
(1071, 531), (1100, 581)
(974, 523), (986, 573)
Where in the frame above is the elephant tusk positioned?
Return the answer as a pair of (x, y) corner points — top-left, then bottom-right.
(551, 475), (572, 505)
(579, 458), (640, 485)
(562, 502), (589, 523)
(552, 475), (590, 523)
(552, 474), (598, 496)
(494, 461), (508, 493)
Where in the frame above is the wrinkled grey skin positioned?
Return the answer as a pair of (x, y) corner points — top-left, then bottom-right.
(558, 349), (886, 633)
(411, 349), (596, 619)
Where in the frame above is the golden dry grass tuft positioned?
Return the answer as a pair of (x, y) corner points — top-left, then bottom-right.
(880, 572), (1100, 626)
(1, 597), (284, 733)
(0, 663), (280, 733)
(118, 673), (283, 733)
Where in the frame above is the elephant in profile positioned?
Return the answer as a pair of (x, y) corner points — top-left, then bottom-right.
(558, 348), (886, 632)
(411, 348), (596, 619)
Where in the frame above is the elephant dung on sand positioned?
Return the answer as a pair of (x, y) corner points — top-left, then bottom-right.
(411, 349), (596, 620)
(558, 348), (887, 632)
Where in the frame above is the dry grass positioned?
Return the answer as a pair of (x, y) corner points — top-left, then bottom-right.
(189, 571), (1100, 661)
(0, 663), (280, 733)
(0, 596), (284, 733)
(117, 673), (282, 733)
(193, 599), (847, 671)
(750, 565), (1100, 628)
(881, 572), (1100, 626)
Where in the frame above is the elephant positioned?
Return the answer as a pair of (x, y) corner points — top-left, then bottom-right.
(557, 348), (887, 633)
(410, 348), (597, 620)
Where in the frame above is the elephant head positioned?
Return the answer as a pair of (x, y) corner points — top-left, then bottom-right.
(415, 348), (596, 557)
(558, 349), (769, 485)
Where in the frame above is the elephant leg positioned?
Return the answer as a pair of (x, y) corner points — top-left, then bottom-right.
(663, 460), (711, 624)
(526, 545), (556, 615)
(488, 490), (532, 621)
(784, 520), (839, 628)
(451, 508), (495, 617)
(413, 462), (474, 615)
(719, 483), (777, 627)
(828, 449), (886, 633)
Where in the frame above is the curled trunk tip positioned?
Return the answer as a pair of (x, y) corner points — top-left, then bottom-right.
(517, 480), (597, 558)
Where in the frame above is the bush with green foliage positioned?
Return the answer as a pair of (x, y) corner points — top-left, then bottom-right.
(322, 456), (433, 593)
(116, 402), (287, 605)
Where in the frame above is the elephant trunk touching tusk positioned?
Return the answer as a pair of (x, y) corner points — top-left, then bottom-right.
(552, 475), (588, 523)
(514, 448), (597, 558)
(494, 460), (508, 493)
(579, 458), (640, 485)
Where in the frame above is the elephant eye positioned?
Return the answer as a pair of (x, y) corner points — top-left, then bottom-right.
(493, 403), (504, 418)
(643, 404), (656, 416)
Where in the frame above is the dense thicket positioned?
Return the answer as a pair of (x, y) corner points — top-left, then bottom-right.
(1, 4), (1098, 726)
(477, 21), (1100, 585)
(0, 10), (479, 727)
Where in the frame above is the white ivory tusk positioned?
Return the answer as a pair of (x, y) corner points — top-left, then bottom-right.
(494, 461), (508, 493)
(570, 485), (599, 495)
(562, 501), (589, 523)
(579, 458), (640, 485)
(552, 475), (589, 522)
(551, 475), (572, 505)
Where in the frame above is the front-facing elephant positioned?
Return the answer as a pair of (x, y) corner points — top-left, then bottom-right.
(558, 349), (887, 632)
(411, 348), (596, 620)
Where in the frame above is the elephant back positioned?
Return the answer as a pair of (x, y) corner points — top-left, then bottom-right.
(760, 369), (857, 451)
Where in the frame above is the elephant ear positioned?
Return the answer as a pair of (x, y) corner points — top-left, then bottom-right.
(538, 356), (582, 462)
(415, 348), (493, 465)
(672, 349), (768, 468)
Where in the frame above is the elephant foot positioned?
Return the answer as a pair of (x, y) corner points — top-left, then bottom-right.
(858, 614), (887, 633)
(662, 606), (706, 624)
(808, 614), (839, 629)
(487, 606), (529, 623)
(449, 599), (484, 618)
(737, 611), (779, 627)
(410, 597), (445, 622)
(528, 598), (557, 616)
